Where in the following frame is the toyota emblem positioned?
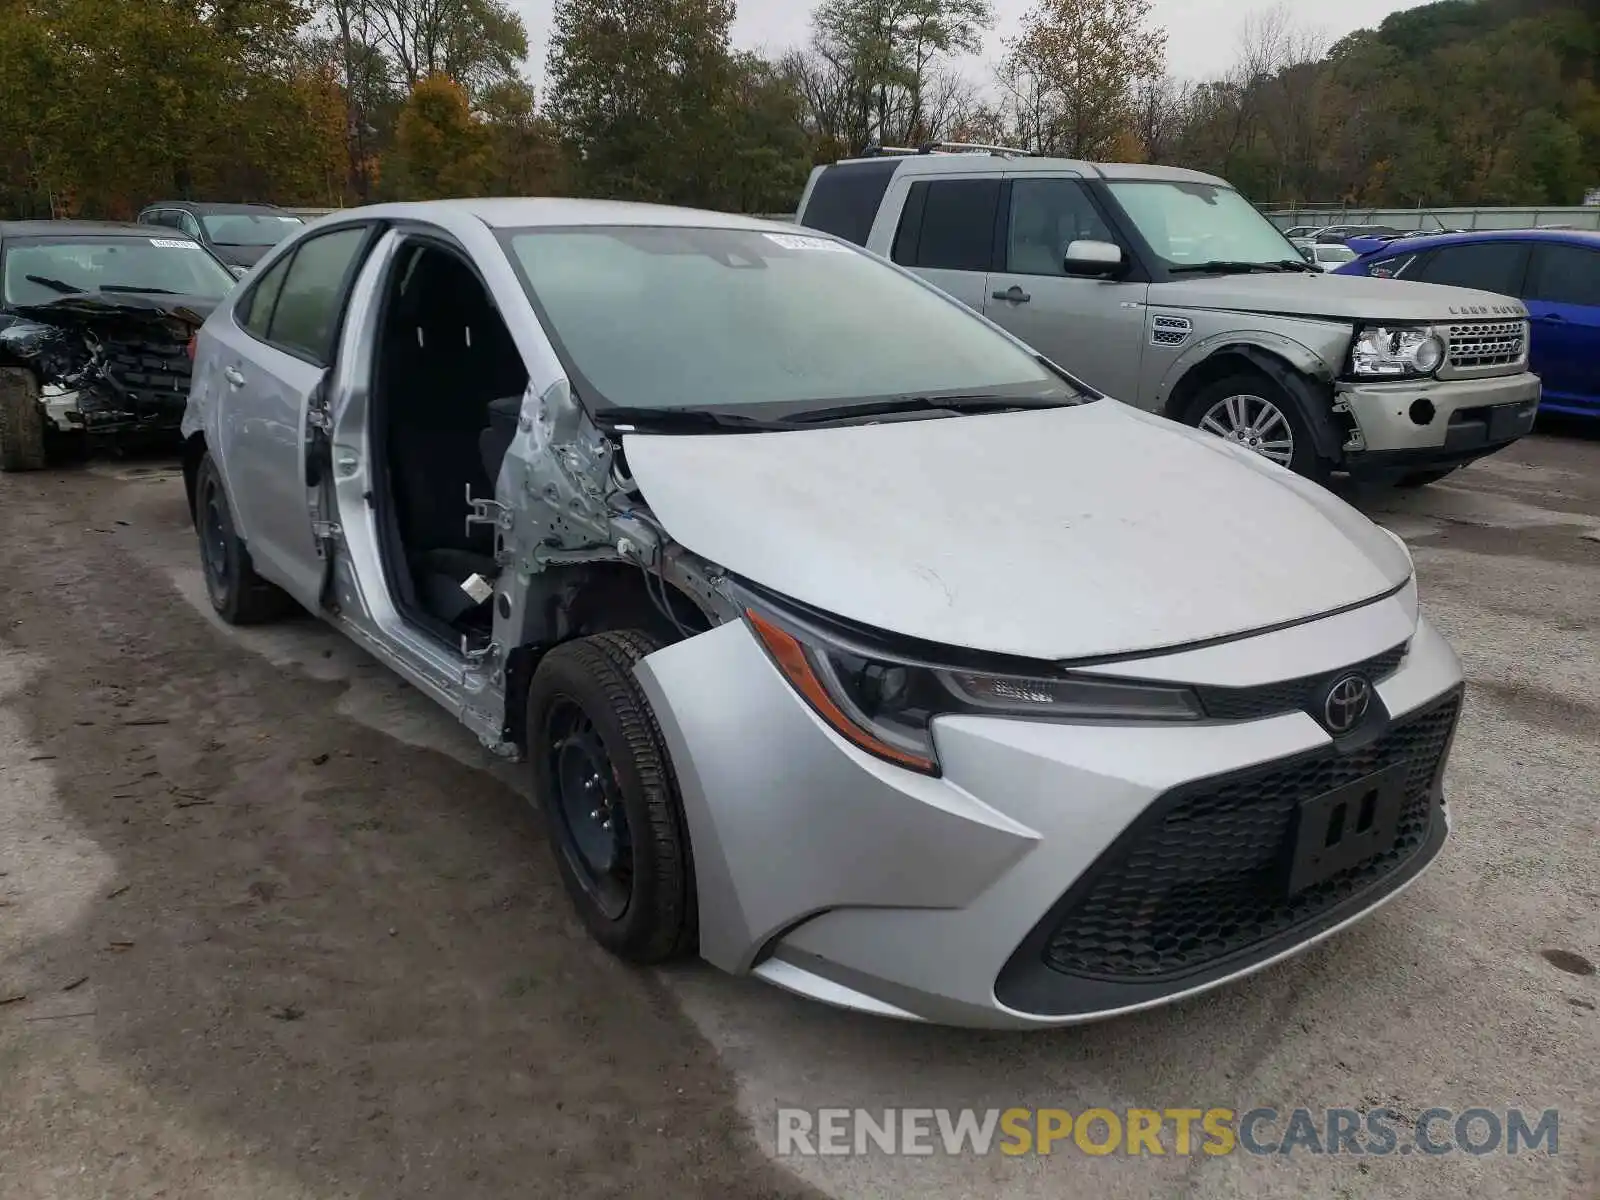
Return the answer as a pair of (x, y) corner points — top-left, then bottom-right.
(1323, 675), (1372, 734)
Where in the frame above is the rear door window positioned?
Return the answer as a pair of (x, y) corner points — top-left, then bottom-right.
(238, 226), (370, 364)
(891, 178), (1000, 273)
(1410, 242), (1531, 295)
(1526, 243), (1600, 307)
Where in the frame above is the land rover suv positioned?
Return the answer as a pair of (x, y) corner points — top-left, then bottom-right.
(795, 149), (1541, 486)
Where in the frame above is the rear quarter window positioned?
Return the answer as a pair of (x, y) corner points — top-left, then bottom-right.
(798, 160), (901, 246)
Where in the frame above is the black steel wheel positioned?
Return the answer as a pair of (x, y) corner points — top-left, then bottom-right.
(526, 630), (696, 963)
(193, 451), (292, 624)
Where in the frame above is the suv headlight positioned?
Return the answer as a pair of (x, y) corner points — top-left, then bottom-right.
(1350, 324), (1445, 378)
(744, 606), (1202, 775)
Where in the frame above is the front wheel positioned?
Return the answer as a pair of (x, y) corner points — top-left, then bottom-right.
(1183, 372), (1326, 481)
(526, 630), (696, 964)
(0, 368), (47, 472)
(194, 451), (292, 624)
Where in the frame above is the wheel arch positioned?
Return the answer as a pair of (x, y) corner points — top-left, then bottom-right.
(181, 431), (208, 524)
(1161, 341), (1348, 463)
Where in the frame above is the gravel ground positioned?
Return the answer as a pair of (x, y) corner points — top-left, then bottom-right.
(1, 429), (1596, 1199)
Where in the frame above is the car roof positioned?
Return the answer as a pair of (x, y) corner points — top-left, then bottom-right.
(1362, 228), (1600, 255)
(0, 219), (170, 239)
(824, 153), (1231, 189)
(139, 201), (288, 215)
(287, 197), (802, 233)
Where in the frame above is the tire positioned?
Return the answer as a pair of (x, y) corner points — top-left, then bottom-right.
(526, 630), (696, 964)
(193, 451), (292, 624)
(1396, 467), (1458, 488)
(1183, 371), (1327, 481)
(0, 367), (47, 472)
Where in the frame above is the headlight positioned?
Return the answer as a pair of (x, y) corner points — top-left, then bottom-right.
(745, 607), (1203, 775)
(1351, 325), (1444, 377)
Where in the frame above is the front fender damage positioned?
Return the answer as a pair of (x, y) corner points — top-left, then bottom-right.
(486, 377), (742, 748)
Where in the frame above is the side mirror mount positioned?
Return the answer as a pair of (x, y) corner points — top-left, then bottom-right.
(1063, 239), (1124, 278)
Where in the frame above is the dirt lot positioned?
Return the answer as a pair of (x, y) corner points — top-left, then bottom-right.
(1, 430), (1596, 1199)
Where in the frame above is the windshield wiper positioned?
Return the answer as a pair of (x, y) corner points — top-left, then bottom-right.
(24, 274), (83, 295)
(98, 284), (181, 294)
(1169, 260), (1304, 276)
(786, 395), (1071, 426)
(596, 406), (800, 434)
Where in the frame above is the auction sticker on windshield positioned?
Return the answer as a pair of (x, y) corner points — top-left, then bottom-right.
(764, 233), (852, 253)
(149, 239), (201, 249)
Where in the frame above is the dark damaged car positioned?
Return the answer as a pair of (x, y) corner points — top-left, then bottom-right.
(0, 221), (238, 470)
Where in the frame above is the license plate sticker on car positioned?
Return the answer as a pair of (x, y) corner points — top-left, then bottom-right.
(1285, 764), (1411, 895)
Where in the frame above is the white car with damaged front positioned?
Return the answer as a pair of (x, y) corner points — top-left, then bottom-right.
(181, 198), (1465, 1028)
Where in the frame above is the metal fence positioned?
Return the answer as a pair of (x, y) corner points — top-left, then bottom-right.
(1264, 205), (1600, 232)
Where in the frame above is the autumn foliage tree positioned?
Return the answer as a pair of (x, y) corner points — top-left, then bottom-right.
(389, 72), (492, 199)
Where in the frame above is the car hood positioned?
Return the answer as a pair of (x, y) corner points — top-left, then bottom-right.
(1148, 271), (1528, 322)
(622, 402), (1413, 661)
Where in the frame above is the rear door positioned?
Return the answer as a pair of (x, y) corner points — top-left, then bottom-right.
(212, 223), (375, 608)
(983, 175), (1147, 400)
(886, 176), (1001, 314)
(1523, 241), (1600, 415)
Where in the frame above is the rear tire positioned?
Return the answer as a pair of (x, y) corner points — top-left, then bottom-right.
(1396, 467), (1457, 488)
(527, 630), (696, 964)
(194, 451), (292, 624)
(1183, 371), (1327, 482)
(0, 368), (47, 472)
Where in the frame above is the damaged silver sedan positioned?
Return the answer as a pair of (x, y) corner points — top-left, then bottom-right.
(182, 200), (1466, 1028)
(0, 220), (238, 470)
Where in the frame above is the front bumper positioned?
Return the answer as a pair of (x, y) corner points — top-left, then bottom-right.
(635, 596), (1465, 1029)
(1337, 371), (1540, 473)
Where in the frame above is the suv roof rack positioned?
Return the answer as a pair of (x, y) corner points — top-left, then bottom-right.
(858, 140), (1037, 159)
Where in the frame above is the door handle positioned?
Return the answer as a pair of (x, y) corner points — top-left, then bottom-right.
(223, 366), (246, 387)
(992, 286), (1032, 304)
(1540, 312), (1566, 323)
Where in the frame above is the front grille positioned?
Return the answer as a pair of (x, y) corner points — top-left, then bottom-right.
(1446, 320), (1526, 371)
(1195, 643), (1408, 722)
(1041, 691), (1460, 981)
(101, 334), (193, 408)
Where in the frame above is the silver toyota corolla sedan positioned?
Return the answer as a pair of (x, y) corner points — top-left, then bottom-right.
(180, 198), (1465, 1028)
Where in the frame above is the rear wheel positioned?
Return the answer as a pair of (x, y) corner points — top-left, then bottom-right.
(0, 368), (47, 472)
(194, 451), (293, 624)
(1396, 467), (1458, 488)
(1183, 371), (1326, 481)
(526, 630), (696, 964)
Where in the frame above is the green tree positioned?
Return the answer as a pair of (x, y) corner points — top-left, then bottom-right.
(809, 0), (994, 147)
(546, 0), (809, 211)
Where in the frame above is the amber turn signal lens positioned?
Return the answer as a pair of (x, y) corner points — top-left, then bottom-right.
(745, 609), (936, 773)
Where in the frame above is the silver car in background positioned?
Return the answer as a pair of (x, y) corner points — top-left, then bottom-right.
(182, 199), (1465, 1028)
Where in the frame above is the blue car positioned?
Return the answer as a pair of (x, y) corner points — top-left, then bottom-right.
(1338, 229), (1600, 418)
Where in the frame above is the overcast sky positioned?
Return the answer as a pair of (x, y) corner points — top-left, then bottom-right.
(508, 0), (1419, 86)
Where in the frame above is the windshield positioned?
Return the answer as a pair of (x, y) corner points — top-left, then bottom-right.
(200, 213), (303, 246)
(504, 226), (1072, 414)
(1316, 245), (1357, 263)
(1105, 181), (1300, 269)
(1, 236), (238, 306)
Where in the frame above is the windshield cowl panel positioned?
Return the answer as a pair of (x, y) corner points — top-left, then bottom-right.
(501, 224), (1079, 424)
